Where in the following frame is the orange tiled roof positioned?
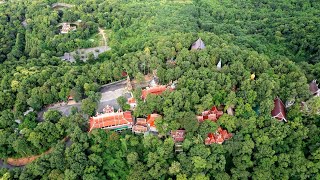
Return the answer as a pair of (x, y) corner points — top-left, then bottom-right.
(197, 106), (223, 123)
(141, 85), (168, 99)
(128, 97), (136, 104)
(205, 127), (232, 145)
(67, 96), (73, 100)
(147, 114), (161, 128)
(89, 111), (133, 132)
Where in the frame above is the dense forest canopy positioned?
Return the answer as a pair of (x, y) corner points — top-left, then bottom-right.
(0, 0), (320, 179)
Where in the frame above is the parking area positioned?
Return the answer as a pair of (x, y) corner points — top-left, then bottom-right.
(38, 80), (131, 120)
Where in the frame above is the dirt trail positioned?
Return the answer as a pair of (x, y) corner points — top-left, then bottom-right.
(98, 27), (107, 46)
(7, 149), (53, 166)
(5, 137), (69, 167)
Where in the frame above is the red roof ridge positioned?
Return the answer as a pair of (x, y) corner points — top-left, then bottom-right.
(271, 97), (287, 122)
(89, 110), (133, 132)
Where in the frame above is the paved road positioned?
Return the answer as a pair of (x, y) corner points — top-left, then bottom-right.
(100, 80), (126, 93)
(38, 80), (131, 119)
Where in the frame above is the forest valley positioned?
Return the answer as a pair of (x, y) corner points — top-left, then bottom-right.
(0, 0), (320, 179)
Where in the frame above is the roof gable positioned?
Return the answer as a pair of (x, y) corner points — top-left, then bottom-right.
(197, 106), (223, 123)
(191, 38), (205, 50)
(271, 97), (287, 121)
(89, 110), (133, 132)
(141, 85), (170, 99)
(171, 130), (186, 142)
(205, 127), (232, 145)
(309, 80), (319, 95)
(146, 114), (161, 127)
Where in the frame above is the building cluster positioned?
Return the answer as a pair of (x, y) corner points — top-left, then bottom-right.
(272, 79), (320, 121)
(88, 38), (320, 147)
(61, 23), (76, 34)
(197, 106), (233, 145)
(205, 127), (233, 145)
(132, 114), (161, 134)
(197, 106), (224, 122)
(141, 76), (176, 100)
(127, 75), (176, 110)
(89, 74), (174, 134)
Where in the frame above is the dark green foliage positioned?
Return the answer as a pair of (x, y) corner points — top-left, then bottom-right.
(0, 0), (320, 179)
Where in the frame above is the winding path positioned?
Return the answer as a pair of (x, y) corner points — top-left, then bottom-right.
(0, 137), (70, 168)
(98, 27), (107, 46)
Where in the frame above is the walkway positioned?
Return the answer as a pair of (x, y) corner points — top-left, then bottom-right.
(98, 27), (107, 46)
(52, 3), (74, 9)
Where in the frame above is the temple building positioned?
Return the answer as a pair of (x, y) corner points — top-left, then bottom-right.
(171, 130), (186, 143)
(217, 59), (222, 70)
(227, 106), (235, 116)
(197, 106), (224, 123)
(271, 97), (287, 122)
(205, 127), (233, 145)
(89, 105), (133, 132)
(191, 38), (205, 50)
(196, 105), (233, 145)
(141, 84), (176, 100)
(132, 114), (162, 134)
(147, 114), (161, 132)
(132, 118), (148, 134)
(309, 80), (320, 97)
(61, 23), (76, 34)
(171, 129), (186, 152)
(127, 97), (137, 110)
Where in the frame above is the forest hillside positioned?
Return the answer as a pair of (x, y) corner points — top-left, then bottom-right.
(0, 0), (320, 179)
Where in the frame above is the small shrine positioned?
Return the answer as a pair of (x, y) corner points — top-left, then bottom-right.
(132, 114), (162, 134)
(61, 23), (76, 34)
(190, 38), (205, 50)
(205, 127), (232, 145)
(271, 97), (287, 122)
(197, 106), (224, 123)
(309, 80), (320, 97)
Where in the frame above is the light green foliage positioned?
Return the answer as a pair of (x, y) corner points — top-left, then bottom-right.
(0, 0), (319, 179)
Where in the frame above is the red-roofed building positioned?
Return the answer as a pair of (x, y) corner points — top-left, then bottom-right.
(127, 97), (137, 110)
(67, 96), (73, 101)
(141, 85), (169, 100)
(132, 114), (161, 133)
(122, 71), (128, 77)
(197, 106), (223, 123)
(147, 114), (161, 132)
(271, 97), (287, 122)
(171, 130), (186, 142)
(89, 108), (133, 132)
(205, 127), (232, 145)
(132, 118), (148, 133)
